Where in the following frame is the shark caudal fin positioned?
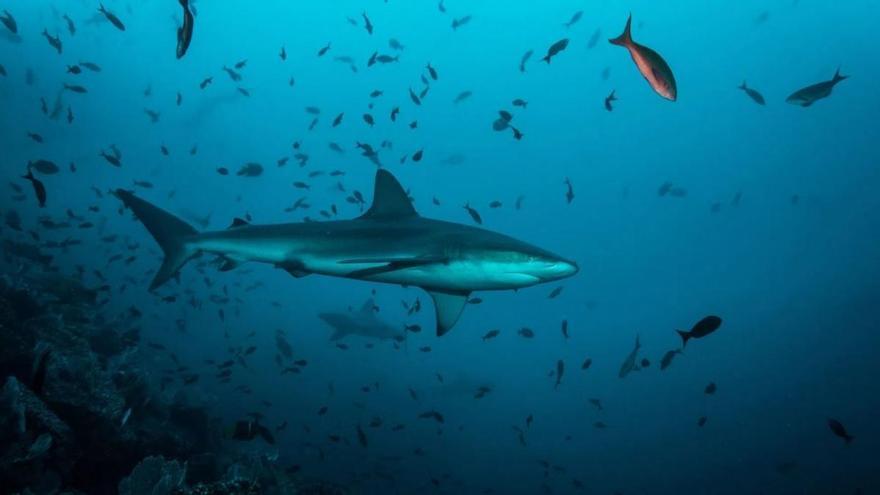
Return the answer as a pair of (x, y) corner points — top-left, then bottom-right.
(116, 189), (198, 290)
(609, 14), (633, 47)
(426, 290), (470, 336)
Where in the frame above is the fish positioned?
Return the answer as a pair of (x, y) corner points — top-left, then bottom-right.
(63, 84), (87, 94)
(704, 382), (717, 395)
(29, 160), (59, 175)
(409, 87), (421, 105)
(563, 11), (583, 28)
(63, 14), (76, 35)
(676, 316), (722, 346)
(827, 419), (854, 444)
(587, 28), (601, 49)
(362, 11), (373, 35)
(426, 63), (438, 80)
(22, 168), (47, 207)
(463, 203), (482, 224)
(659, 349), (680, 370)
(518, 328), (535, 339)
(786, 69), (848, 107)
(389, 38), (405, 51)
(482, 329), (500, 341)
(79, 61), (101, 72)
(512, 98), (527, 108)
(452, 15), (472, 30)
(604, 90), (617, 111)
(738, 81), (765, 105)
(519, 50), (533, 73)
(177, 0), (194, 59)
(564, 178), (574, 204)
(554, 360), (564, 389)
(356, 424), (368, 447)
(588, 398), (602, 411)
(542, 39), (569, 63)
(0, 10), (17, 34)
(561, 319), (569, 339)
(318, 42), (331, 57)
(618, 335), (641, 378)
(412, 149), (423, 162)
(118, 170), (577, 335)
(454, 90), (472, 104)
(237, 162), (263, 177)
(98, 3), (126, 31)
(697, 416), (707, 427)
(609, 15), (677, 101)
(199, 77), (212, 89)
(42, 30), (63, 54)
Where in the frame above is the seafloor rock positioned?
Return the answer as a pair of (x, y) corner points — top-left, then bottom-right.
(118, 455), (187, 495)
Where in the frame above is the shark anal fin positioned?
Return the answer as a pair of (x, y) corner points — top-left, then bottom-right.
(425, 289), (470, 336)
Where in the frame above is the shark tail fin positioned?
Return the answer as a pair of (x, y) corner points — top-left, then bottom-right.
(609, 14), (633, 47)
(116, 189), (198, 290)
(833, 68), (848, 83)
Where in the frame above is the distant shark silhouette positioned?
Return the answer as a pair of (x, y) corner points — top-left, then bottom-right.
(318, 299), (403, 341)
(117, 169), (578, 335)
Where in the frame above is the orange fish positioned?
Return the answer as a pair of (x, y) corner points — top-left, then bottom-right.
(610, 15), (677, 101)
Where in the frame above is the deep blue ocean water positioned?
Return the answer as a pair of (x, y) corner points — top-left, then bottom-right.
(1, 1), (878, 493)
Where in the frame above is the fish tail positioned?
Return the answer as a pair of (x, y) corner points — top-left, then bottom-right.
(542, 55), (551, 64)
(833, 68), (848, 83)
(609, 14), (633, 47)
(676, 330), (690, 347)
(845, 434), (854, 444)
(738, 81), (747, 90)
(115, 189), (199, 290)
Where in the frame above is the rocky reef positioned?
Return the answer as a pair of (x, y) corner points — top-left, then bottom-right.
(0, 270), (314, 495)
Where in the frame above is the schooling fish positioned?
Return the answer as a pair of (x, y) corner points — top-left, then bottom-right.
(786, 69), (847, 107)
(1, 10), (17, 34)
(659, 349), (681, 370)
(42, 30), (63, 54)
(542, 39), (569, 63)
(609, 15), (677, 101)
(604, 90), (617, 111)
(519, 50), (533, 73)
(554, 360), (564, 389)
(618, 335), (641, 378)
(676, 316), (722, 346)
(827, 418), (854, 444)
(22, 168), (47, 207)
(176, 0), (194, 59)
(98, 3), (126, 31)
(738, 81), (765, 105)
(563, 11), (583, 29)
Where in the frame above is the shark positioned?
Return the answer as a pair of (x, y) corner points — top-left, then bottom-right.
(319, 299), (404, 341)
(116, 169), (578, 335)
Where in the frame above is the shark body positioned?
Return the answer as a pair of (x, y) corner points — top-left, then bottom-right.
(116, 169), (578, 335)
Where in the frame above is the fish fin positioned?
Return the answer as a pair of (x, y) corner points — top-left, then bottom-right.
(676, 330), (690, 347)
(738, 81), (747, 90)
(609, 14), (633, 47)
(278, 260), (311, 278)
(359, 169), (418, 219)
(116, 189), (198, 290)
(425, 289), (470, 336)
(227, 217), (249, 228)
(343, 256), (445, 279)
(833, 68), (848, 83)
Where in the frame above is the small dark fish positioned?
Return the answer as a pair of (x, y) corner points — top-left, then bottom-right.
(453, 90), (472, 104)
(786, 69), (848, 107)
(411, 149), (423, 162)
(609, 15), (677, 101)
(827, 418), (854, 444)
(280, 46), (287, 61)
(604, 90), (617, 111)
(362, 11), (373, 35)
(518, 327), (534, 339)
(318, 42), (331, 57)
(587, 28), (601, 49)
(79, 61), (101, 72)
(542, 38), (569, 63)
(588, 398), (602, 410)
(581, 358), (592, 370)
(512, 98), (528, 108)
(26, 132), (44, 143)
(463, 203), (482, 224)
(43, 30), (63, 54)
(519, 50), (533, 73)
(62, 14), (76, 36)
(563, 11), (583, 28)
(98, 3), (126, 31)
(1, 9), (17, 34)
(426, 63), (438, 80)
(451, 15), (472, 30)
(199, 77), (212, 89)
(564, 178), (574, 204)
(482, 329), (500, 341)
(676, 316), (722, 346)
(177, 0), (194, 59)
(659, 349), (680, 370)
(738, 81), (765, 105)
(697, 416), (707, 427)
(67, 106), (74, 124)
(67, 65), (82, 75)
(409, 87), (421, 105)
(554, 360), (564, 389)
(390, 107), (399, 121)
(362, 113), (374, 126)
(561, 320), (569, 339)
(548, 286), (564, 299)
(22, 168), (47, 207)
(64, 83), (87, 94)
(704, 382), (717, 395)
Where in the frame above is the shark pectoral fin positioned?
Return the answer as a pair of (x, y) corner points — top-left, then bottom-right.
(343, 257), (446, 279)
(425, 289), (470, 336)
(277, 260), (311, 278)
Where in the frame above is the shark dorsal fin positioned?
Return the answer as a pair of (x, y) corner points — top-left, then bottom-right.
(228, 217), (249, 228)
(360, 169), (418, 220)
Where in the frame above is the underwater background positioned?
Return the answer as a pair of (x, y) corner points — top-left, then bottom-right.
(1, 0), (878, 494)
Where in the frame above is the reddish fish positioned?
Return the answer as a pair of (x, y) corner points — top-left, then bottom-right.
(609, 15), (677, 101)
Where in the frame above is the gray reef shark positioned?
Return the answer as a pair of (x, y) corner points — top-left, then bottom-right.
(319, 299), (403, 341)
(116, 169), (578, 335)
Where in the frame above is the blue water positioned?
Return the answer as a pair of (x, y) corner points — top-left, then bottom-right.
(2, 1), (878, 493)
